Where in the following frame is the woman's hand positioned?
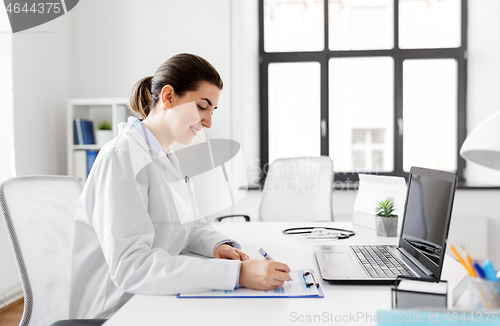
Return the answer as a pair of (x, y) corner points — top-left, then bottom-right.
(214, 244), (249, 261)
(239, 259), (291, 290)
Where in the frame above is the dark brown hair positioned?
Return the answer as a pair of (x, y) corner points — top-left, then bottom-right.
(130, 53), (223, 118)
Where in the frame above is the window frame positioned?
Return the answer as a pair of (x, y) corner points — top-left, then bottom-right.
(259, 0), (468, 184)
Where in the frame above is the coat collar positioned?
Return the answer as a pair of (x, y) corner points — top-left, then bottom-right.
(126, 116), (167, 154)
(119, 117), (184, 178)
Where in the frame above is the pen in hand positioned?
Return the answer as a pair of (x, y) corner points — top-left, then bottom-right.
(257, 247), (274, 260)
(257, 247), (291, 281)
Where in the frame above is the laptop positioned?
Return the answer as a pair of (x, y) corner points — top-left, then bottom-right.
(315, 166), (458, 284)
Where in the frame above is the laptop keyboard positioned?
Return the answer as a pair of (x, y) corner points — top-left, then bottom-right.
(351, 246), (418, 278)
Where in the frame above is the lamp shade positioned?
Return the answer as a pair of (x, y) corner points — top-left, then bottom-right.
(459, 111), (500, 170)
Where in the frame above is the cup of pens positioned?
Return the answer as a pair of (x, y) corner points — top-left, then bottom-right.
(448, 241), (500, 309)
(467, 276), (500, 309)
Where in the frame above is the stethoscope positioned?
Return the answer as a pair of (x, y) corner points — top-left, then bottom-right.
(282, 227), (355, 240)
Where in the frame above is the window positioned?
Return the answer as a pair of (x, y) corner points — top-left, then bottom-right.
(268, 62), (321, 164)
(352, 128), (391, 172)
(329, 56), (394, 173)
(259, 0), (467, 183)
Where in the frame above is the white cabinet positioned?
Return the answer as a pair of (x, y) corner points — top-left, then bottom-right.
(67, 98), (135, 184)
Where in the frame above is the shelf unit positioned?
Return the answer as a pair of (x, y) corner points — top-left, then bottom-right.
(67, 98), (135, 185)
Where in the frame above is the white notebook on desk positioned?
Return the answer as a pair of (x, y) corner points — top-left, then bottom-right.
(177, 269), (324, 298)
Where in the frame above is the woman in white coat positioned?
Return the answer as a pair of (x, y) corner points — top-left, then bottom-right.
(69, 53), (290, 319)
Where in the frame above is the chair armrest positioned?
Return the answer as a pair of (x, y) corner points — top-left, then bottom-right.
(214, 215), (250, 222)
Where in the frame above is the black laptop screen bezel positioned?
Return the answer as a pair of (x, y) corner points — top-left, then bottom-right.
(397, 166), (458, 280)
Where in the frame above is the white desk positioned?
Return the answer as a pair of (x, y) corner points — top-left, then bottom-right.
(103, 222), (467, 326)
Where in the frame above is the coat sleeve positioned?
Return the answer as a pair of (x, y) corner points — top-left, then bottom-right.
(88, 148), (240, 295)
(185, 218), (241, 257)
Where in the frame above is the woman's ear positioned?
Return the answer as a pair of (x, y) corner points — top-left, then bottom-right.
(160, 85), (175, 110)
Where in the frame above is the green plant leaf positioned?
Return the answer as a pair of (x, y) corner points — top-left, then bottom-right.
(375, 198), (397, 217)
(98, 121), (112, 130)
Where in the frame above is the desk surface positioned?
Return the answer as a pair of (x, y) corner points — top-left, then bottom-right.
(103, 222), (466, 326)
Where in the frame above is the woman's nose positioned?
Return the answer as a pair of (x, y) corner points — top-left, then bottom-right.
(202, 114), (212, 129)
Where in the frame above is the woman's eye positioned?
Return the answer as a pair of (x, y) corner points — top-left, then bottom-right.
(198, 105), (214, 115)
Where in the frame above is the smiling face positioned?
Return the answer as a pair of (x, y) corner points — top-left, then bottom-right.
(162, 81), (221, 145)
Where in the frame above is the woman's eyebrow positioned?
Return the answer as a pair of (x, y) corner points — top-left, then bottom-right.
(201, 98), (212, 107)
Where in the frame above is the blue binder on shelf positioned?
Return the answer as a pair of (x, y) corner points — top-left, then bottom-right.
(80, 119), (95, 144)
(74, 118), (95, 145)
(87, 150), (99, 176)
(177, 269), (323, 298)
(73, 120), (80, 145)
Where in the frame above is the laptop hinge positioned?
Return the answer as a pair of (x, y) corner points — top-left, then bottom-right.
(399, 247), (434, 276)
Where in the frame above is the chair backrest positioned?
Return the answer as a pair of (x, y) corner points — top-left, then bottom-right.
(259, 156), (334, 222)
(0, 176), (82, 326)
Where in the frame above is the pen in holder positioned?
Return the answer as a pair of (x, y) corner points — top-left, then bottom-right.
(467, 276), (500, 309)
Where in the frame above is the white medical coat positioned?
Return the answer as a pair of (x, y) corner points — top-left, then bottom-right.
(69, 119), (241, 319)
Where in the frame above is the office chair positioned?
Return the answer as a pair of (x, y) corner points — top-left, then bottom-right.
(215, 156), (334, 222)
(0, 176), (105, 326)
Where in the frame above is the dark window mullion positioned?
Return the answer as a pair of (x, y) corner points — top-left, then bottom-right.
(457, 0), (468, 182)
(263, 52), (324, 62)
(457, 53), (466, 182)
(321, 0), (329, 155)
(400, 48), (464, 60)
(394, 0), (402, 177)
(394, 55), (404, 177)
(265, 50), (396, 61)
(394, 0), (399, 50)
(258, 0), (268, 183)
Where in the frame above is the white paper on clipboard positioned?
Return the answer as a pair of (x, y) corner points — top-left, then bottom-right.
(352, 174), (407, 230)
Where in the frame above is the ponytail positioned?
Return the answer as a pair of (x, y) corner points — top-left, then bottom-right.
(129, 76), (153, 119)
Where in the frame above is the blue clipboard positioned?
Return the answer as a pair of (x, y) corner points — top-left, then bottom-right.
(177, 269), (324, 298)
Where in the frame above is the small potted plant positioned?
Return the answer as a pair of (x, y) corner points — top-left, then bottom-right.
(96, 121), (113, 145)
(375, 199), (398, 237)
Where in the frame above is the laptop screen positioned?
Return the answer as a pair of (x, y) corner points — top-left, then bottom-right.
(399, 167), (457, 279)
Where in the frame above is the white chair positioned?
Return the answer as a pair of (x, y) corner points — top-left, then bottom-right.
(259, 156), (334, 222)
(0, 176), (105, 326)
(216, 156), (334, 222)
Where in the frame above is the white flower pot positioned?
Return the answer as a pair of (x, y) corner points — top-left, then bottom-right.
(96, 130), (113, 146)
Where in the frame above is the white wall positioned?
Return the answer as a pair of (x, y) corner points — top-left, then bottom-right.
(72, 0), (232, 140)
(460, 0), (500, 265)
(465, 0), (500, 185)
(12, 10), (74, 176)
(230, 0), (261, 187)
(0, 4), (15, 182)
(13, 0), (234, 173)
